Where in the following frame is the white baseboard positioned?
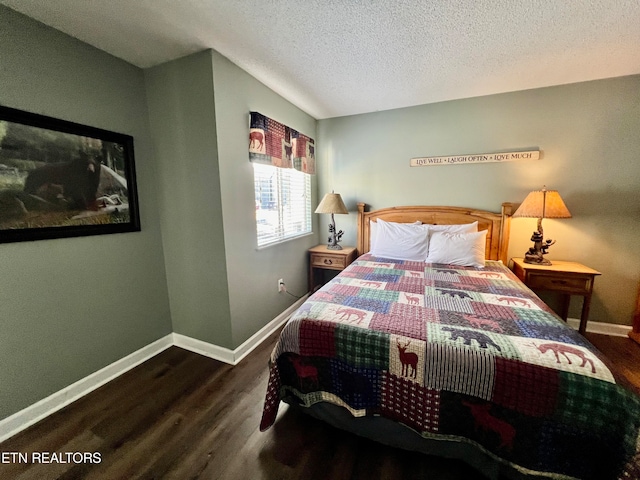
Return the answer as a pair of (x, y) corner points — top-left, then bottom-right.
(566, 317), (631, 337)
(232, 295), (309, 364)
(0, 296), (308, 443)
(172, 295), (308, 365)
(172, 333), (236, 364)
(0, 334), (173, 444)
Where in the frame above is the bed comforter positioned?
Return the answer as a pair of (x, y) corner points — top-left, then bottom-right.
(260, 254), (640, 479)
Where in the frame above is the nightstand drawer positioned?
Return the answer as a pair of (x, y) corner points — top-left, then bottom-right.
(311, 253), (347, 270)
(309, 246), (357, 292)
(526, 273), (591, 294)
(509, 257), (601, 334)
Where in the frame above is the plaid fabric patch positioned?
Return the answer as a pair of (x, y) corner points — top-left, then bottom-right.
(514, 307), (564, 325)
(380, 372), (440, 433)
(363, 273), (401, 283)
(391, 262), (422, 271)
(373, 267), (405, 276)
(555, 371), (636, 435)
(493, 357), (559, 416)
(390, 301), (433, 319)
(516, 321), (584, 344)
(369, 305), (429, 340)
(470, 301), (520, 320)
(358, 288), (399, 303)
(342, 295), (391, 314)
(538, 420), (626, 480)
(488, 279), (532, 294)
(330, 359), (381, 410)
(334, 324), (389, 369)
(299, 320), (336, 357)
(398, 259), (424, 269)
(349, 265), (376, 275)
(259, 365), (282, 431)
(327, 284), (361, 296)
(458, 276), (492, 287)
(385, 277), (427, 294)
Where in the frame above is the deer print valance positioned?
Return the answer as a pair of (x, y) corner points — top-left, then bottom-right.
(249, 112), (315, 174)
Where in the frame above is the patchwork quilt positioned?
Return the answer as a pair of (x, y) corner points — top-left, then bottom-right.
(260, 254), (640, 479)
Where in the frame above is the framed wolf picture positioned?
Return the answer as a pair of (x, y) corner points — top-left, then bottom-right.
(0, 105), (141, 243)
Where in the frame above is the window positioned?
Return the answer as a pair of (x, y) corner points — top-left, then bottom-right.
(253, 163), (311, 247)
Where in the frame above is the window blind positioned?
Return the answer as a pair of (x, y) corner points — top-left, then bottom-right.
(254, 163), (311, 247)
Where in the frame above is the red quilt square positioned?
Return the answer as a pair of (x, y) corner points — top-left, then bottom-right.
(369, 309), (428, 340)
(385, 277), (427, 294)
(380, 372), (440, 433)
(493, 357), (559, 417)
(299, 320), (336, 357)
(328, 284), (361, 296)
(471, 302), (519, 320)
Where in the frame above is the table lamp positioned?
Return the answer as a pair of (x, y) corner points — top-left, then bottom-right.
(315, 192), (348, 250)
(513, 186), (572, 265)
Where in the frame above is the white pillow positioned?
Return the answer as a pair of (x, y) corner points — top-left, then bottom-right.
(425, 230), (487, 268)
(370, 220), (421, 251)
(370, 219), (429, 261)
(427, 221), (478, 233)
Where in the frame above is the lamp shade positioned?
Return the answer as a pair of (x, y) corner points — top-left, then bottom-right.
(315, 192), (348, 214)
(513, 187), (571, 219)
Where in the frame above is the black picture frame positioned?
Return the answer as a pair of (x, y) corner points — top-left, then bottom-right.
(0, 105), (140, 244)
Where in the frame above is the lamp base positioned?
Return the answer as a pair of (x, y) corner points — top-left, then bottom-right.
(327, 244), (343, 250)
(523, 254), (552, 266)
(523, 228), (554, 266)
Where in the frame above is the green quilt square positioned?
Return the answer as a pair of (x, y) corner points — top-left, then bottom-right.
(359, 289), (399, 303)
(335, 324), (390, 369)
(555, 372), (640, 442)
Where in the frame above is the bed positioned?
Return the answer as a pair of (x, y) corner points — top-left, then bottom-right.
(260, 203), (640, 480)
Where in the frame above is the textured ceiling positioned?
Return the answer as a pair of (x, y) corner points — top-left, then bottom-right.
(2, 0), (640, 119)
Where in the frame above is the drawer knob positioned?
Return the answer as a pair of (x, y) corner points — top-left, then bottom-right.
(324, 259), (333, 265)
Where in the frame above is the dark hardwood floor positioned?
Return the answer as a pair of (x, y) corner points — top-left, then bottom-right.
(1, 331), (639, 480)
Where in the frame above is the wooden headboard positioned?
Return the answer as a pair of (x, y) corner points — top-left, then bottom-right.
(357, 202), (515, 263)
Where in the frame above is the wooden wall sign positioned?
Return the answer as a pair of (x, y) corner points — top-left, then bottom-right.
(410, 149), (539, 167)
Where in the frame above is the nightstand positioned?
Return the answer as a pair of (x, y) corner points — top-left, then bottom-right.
(309, 245), (357, 292)
(509, 258), (601, 335)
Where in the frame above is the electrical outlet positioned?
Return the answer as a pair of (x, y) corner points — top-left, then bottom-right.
(278, 278), (286, 293)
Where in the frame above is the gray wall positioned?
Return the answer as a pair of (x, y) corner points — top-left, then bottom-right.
(144, 50), (317, 349)
(317, 75), (640, 326)
(145, 51), (233, 347)
(0, 7), (172, 420)
(211, 51), (318, 347)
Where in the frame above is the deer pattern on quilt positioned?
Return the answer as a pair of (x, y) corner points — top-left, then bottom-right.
(260, 255), (640, 480)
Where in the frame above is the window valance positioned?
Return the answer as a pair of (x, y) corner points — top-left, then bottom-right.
(249, 111), (315, 174)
